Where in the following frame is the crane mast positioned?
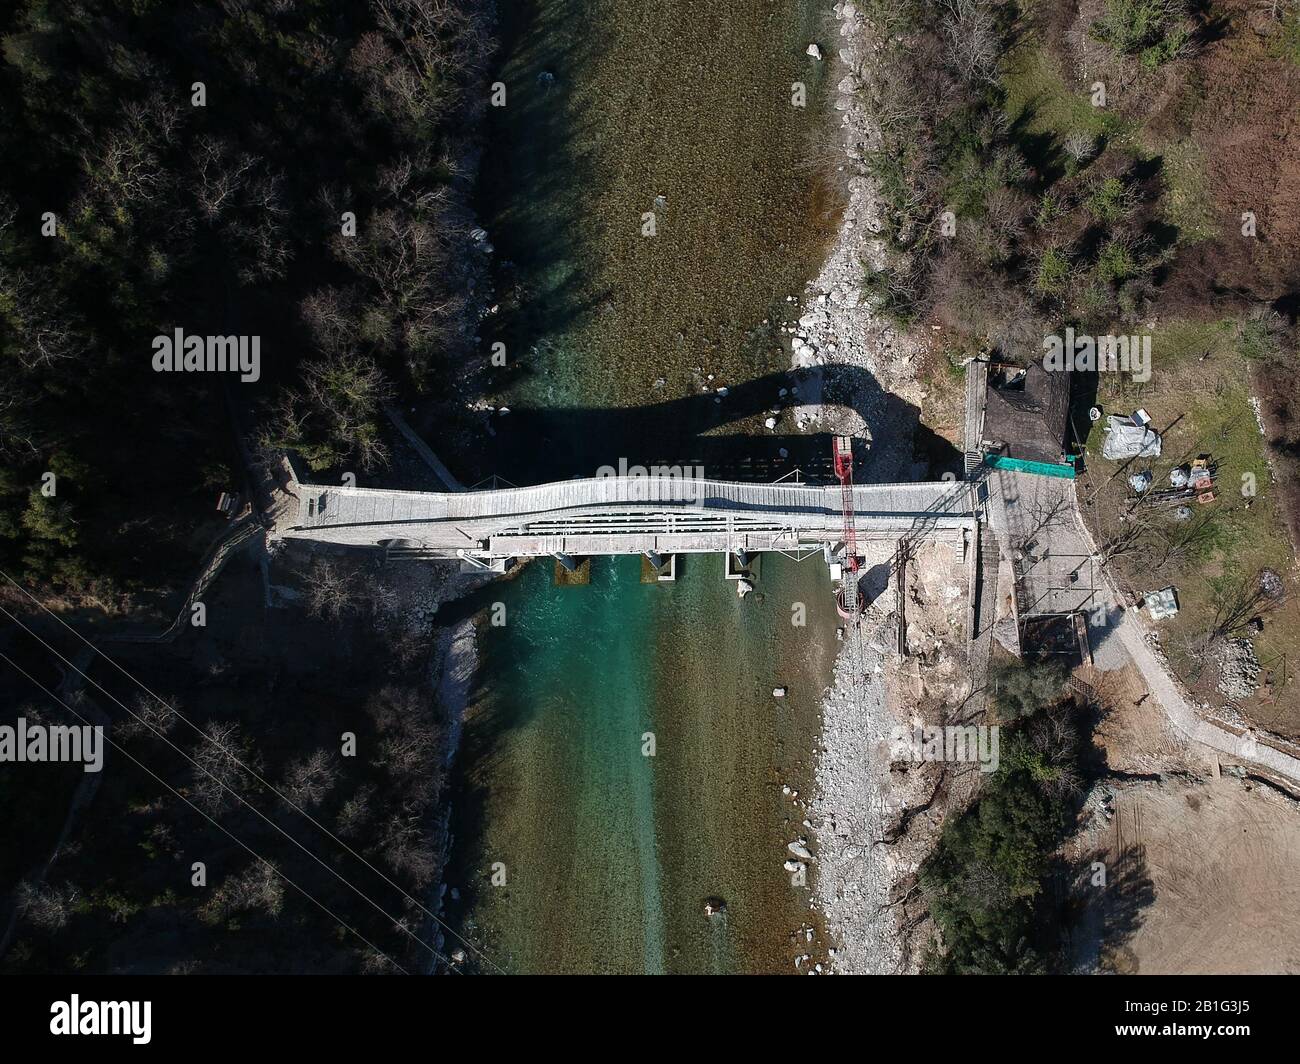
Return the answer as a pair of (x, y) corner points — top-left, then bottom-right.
(833, 436), (859, 573)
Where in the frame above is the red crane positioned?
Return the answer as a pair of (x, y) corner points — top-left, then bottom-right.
(833, 436), (859, 573)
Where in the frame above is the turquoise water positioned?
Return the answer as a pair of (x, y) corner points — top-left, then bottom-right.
(447, 552), (838, 974)
(452, 558), (666, 973)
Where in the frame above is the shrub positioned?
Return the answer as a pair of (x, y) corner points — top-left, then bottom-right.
(1237, 309), (1287, 364)
(1091, 0), (1192, 69)
(1035, 191), (1065, 228)
(1087, 177), (1131, 224)
(1035, 247), (1073, 296)
(1095, 238), (1140, 284)
(861, 262), (924, 327)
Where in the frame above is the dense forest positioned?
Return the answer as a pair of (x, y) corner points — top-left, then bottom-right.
(0, 0), (490, 602)
(0, 1), (492, 975)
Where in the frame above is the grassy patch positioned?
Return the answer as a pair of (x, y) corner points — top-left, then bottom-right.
(1002, 40), (1126, 148)
(1157, 140), (1218, 245)
(1269, 5), (1300, 67)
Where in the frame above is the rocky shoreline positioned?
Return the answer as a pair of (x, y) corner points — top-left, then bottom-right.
(788, 3), (927, 482)
(795, 1), (931, 974)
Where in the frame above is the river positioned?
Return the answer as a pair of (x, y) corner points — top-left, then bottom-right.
(442, 0), (842, 974)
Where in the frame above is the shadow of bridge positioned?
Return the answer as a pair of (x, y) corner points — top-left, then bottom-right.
(458, 363), (961, 488)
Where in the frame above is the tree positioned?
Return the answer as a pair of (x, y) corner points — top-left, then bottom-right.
(938, 0), (1001, 85)
(190, 720), (260, 814)
(117, 692), (179, 742)
(989, 659), (1070, 722)
(1207, 569), (1288, 642)
(301, 557), (364, 623)
(15, 881), (81, 931)
(282, 749), (338, 809)
(1091, 0), (1194, 68)
(202, 861), (285, 923)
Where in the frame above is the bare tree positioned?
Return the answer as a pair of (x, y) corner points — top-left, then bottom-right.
(379, 811), (439, 887)
(302, 557), (363, 623)
(192, 135), (258, 220)
(1208, 569), (1287, 642)
(0, 263), (87, 368)
(282, 748), (338, 808)
(337, 783), (376, 839)
(202, 860), (286, 922)
(190, 720), (260, 814)
(15, 881), (81, 931)
(117, 691), (180, 742)
(938, 0), (1002, 85)
(1063, 131), (1098, 163)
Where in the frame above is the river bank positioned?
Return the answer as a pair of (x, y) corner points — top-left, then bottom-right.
(796, 1), (943, 974)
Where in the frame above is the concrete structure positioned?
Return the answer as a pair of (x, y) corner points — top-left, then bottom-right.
(283, 475), (978, 569)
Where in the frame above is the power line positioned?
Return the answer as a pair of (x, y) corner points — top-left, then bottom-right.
(1, 566), (502, 971)
(0, 600), (462, 973)
(0, 651), (410, 976)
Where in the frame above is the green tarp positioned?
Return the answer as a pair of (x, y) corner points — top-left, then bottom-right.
(982, 454), (1077, 479)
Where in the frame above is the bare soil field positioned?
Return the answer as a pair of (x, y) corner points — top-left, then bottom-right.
(1068, 660), (1300, 975)
(1076, 774), (1300, 975)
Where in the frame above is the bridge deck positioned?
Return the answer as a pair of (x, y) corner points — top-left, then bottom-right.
(284, 476), (977, 558)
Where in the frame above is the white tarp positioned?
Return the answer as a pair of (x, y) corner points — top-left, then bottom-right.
(1102, 415), (1162, 460)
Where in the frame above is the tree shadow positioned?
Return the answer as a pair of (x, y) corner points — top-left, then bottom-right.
(1056, 843), (1156, 973)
